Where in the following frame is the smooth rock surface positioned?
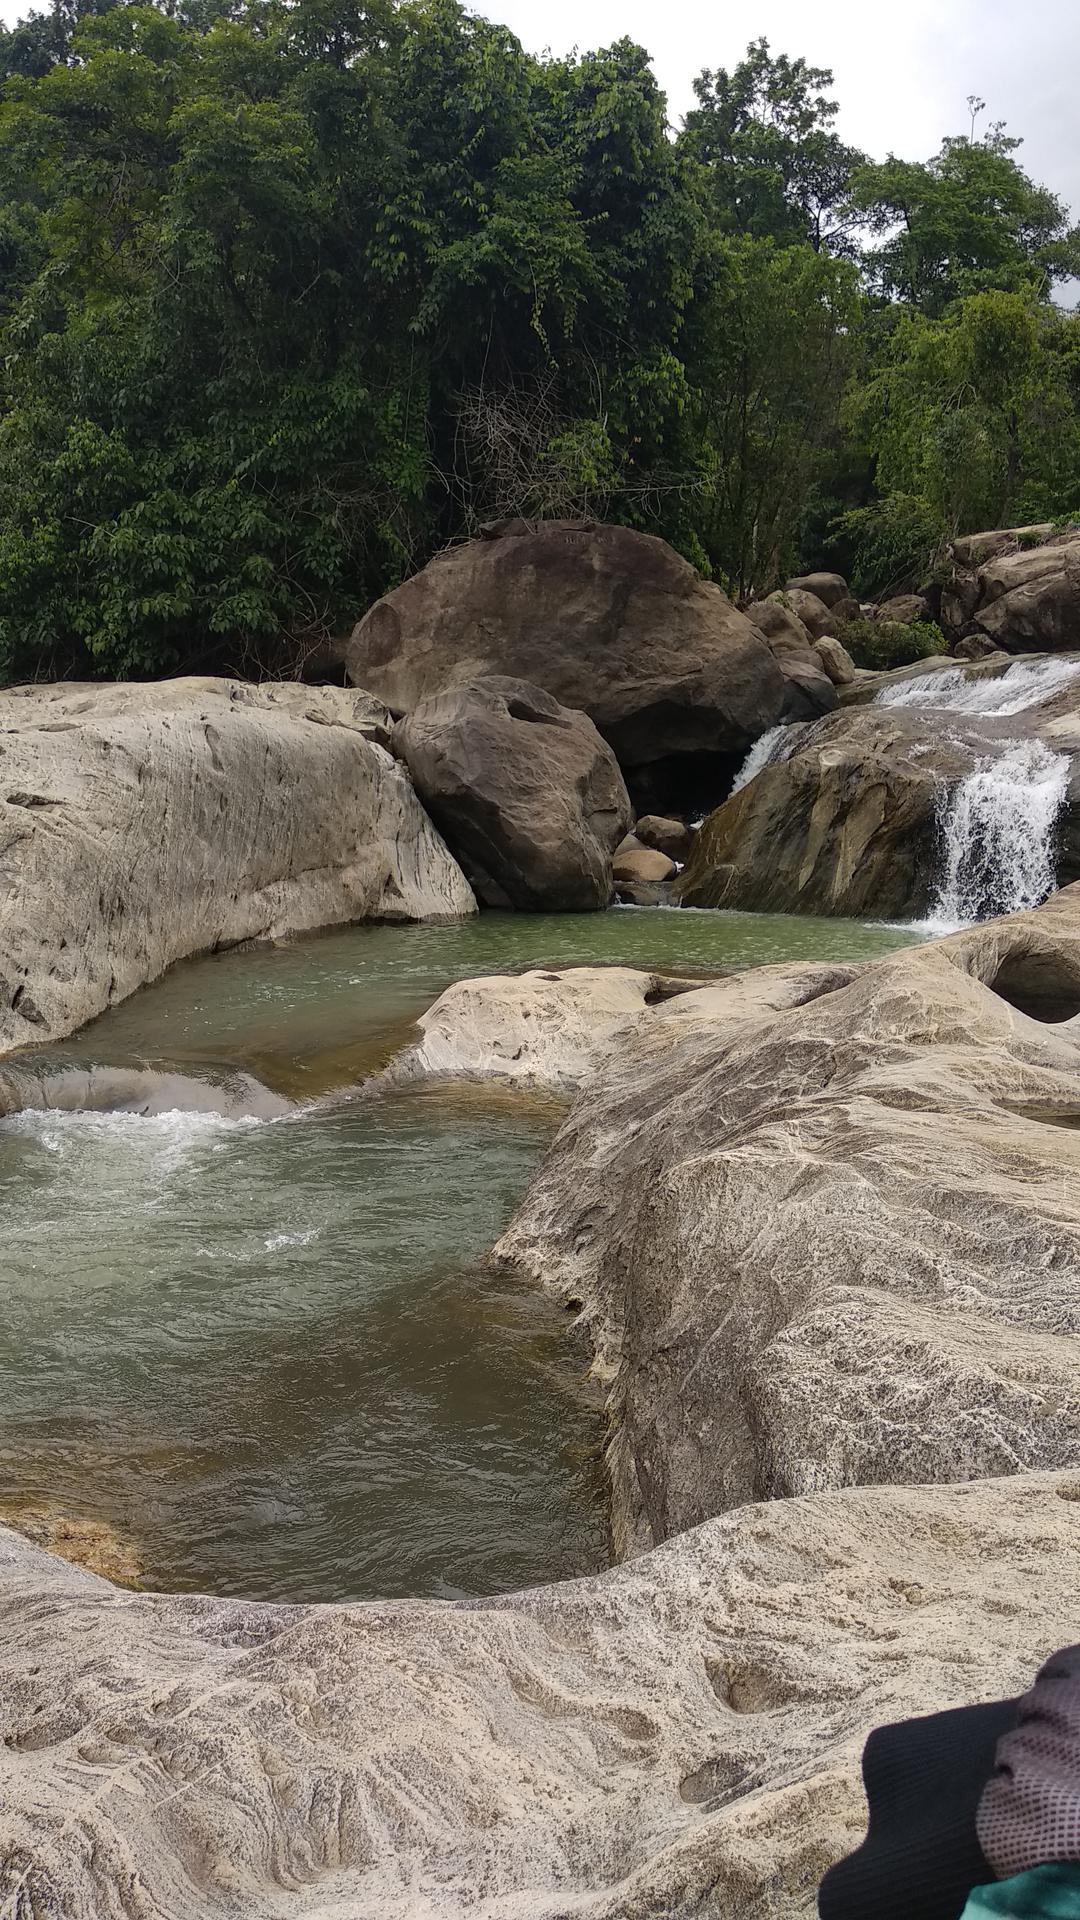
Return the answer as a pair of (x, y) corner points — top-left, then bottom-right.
(785, 571), (850, 609)
(384, 965), (719, 1090)
(676, 706), (974, 918)
(346, 521), (836, 799)
(3, 1474), (1079, 1920)
(394, 677), (630, 911)
(0, 678), (475, 1052)
(767, 588), (839, 642)
(813, 636), (857, 686)
(634, 815), (693, 862)
(496, 894), (1080, 1552)
(612, 846), (677, 885)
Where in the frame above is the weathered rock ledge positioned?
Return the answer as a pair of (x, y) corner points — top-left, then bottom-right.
(0, 678), (475, 1053)
(495, 888), (1080, 1553)
(3, 1474), (1079, 1920)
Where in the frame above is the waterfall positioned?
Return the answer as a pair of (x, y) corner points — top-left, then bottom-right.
(730, 722), (806, 795)
(929, 739), (1071, 929)
(876, 656), (1080, 718)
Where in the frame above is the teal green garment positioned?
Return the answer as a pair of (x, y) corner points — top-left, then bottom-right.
(963, 1865), (1080, 1917)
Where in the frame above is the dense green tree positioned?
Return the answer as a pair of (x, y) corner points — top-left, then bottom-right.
(0, 0), (1074, 682)
(843, 291), (1080, 542)
(851, 129), (1080, 315)
(678, 38), (865, 253)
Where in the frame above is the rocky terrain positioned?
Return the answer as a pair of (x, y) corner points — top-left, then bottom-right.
(0, 678), (475, 1051)
(347, 519), (837, 813)
(8, 895), (1080, 1915)
(4, 518), (1080, 1919)
(680, 652), (1080, 920)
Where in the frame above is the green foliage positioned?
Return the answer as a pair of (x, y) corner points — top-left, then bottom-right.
(850, 131), (1080, 314)
(844, 294), (1080, 537)
(829, 493), (945, 599)
(0, 1), (1074, 681)
(678, 38), (865, 253)
(837, 616), (946, 671)
(682, 234), (861, 595)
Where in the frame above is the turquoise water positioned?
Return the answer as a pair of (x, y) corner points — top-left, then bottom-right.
(0, 907), (922, 1602)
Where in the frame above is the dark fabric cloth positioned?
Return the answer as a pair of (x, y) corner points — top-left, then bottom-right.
(978, 1648), (1080, 1881)
(819, 1697), (1019, 1920)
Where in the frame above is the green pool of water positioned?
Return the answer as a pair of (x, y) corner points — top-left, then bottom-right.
(0, 906), (923, 1603)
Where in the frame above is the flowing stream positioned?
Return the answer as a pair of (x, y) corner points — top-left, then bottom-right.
(0, 908), (920, 1604)
(929, 740), (1072, 929)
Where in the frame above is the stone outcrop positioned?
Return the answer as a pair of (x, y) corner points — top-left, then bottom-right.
(676, 706), (975, 918)
(786, 571), (851, 608)
(876, 591), (932, 625)
(385, 964), (728, 1090)
(942, 526), (1080, 652)
(634, 814), (693, 862)
(496, 891), (1080, 1554)
(766, 586), (840, 641)
(346, 521), (836, 807)
(813, 635), (857, 686)
(679, 653), (1080, 918)
(3, 1475), (1078, 1920)
(394, 676), (630, 911)
(0, 678), (475, 1053)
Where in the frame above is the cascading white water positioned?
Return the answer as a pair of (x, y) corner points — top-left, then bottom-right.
(876, 656), (1080, 717)
(730, 721), (806, 795)
(929, 739), (1071, 929)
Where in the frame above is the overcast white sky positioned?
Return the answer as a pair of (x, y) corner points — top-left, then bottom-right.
(0, 0), (1074, 223)
(473, 0), (1080, 224)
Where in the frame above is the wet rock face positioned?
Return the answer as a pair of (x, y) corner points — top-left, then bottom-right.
(676, 705), (975, 919)
(496, 889), (1080, 1554)
(0, 678), (475, 1053)
(346, 520), (836, 805)
(394, 676), (631, 911)
(679, 654), (1080, 921)
(4, 1474), (1079, 1920)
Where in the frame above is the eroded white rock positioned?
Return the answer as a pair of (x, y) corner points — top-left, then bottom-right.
(0, 678), (475, 1052)
(2, 1473), (1078, 1919)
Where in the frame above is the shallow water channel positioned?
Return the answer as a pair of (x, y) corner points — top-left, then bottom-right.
(0, 908), (920, 1604)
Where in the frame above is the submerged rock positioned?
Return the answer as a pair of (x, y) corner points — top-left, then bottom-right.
(346, 520), (835, 809)
(0, 678), (475, 1054)
(0, 1061), (291, 1120)
(496, 891), (1080, 1552)
(2, 1472), (1078, 1919)
(395, 676), (630, 911)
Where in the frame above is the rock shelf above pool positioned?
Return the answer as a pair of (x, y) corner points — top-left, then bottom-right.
(0, 677), (476, 1053)
(3, 1473), (1078, 1920)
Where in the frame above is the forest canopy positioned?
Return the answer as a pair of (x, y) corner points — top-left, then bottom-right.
(0, 0), (1077, 679)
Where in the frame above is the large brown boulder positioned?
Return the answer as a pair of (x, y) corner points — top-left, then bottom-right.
(676, 708), (974, 919)
(678, 653), (1080, 920)
(347, 521), (836, 807)
(941, 526), (1080, 652)
(785, 570), (850, 608)
(766, 587), (840, 641)
(394, 677), (631, 911)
